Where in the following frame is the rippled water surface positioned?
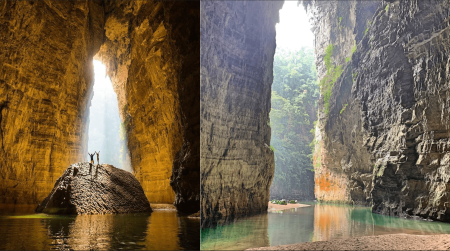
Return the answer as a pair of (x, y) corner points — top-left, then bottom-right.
(201, 202), (450, 250)
(0, 206), (199, 250)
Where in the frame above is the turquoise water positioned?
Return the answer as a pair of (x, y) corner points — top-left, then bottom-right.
(201, 203), (450, 250)
(0, 207), (199, 250)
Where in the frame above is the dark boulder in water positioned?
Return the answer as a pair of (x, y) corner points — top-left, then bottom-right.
(35, 162), (152, 214)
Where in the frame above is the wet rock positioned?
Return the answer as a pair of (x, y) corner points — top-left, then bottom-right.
(35, 162), (152, 214)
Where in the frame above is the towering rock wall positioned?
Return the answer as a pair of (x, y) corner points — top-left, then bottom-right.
(200, 1), (283, 226)
(0, 0), (199, 213)
(96, 1), (199, 209)
(304, 0), (380, 204)
(0, 0), (104, 204)
(311, 0), (450, 221)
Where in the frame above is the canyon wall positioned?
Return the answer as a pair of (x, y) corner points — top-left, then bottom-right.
(0, 0), (199, 213)
(96, 1), (200, 210)
(0, 0), (104, 204)
(200, 1), (283, 226)
(310, 0), (450, 221)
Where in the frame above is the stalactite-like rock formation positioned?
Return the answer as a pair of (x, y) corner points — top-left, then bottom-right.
(0, 0), (199, 214)
(200, 1), (283, 226)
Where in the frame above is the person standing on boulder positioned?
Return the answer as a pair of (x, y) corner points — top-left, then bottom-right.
(95, 151), (100, 166)
(88, 152), (95, 174)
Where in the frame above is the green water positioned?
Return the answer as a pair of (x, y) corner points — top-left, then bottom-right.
(201, 203), (450, 250)
(0, 208), (199, 250)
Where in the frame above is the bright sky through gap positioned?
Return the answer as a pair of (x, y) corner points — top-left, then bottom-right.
(276, 1), (314, 50)
(88, 60), (131, 172)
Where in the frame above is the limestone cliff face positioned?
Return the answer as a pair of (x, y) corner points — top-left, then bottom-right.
(96, 1), (199, 210)
(311, 0), (450, 221)
(0, 1), (199, 213)
(200, 1), (283, 226)
(0, 0), (104, 204)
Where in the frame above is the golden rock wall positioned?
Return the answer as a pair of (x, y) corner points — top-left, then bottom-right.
(0, 1), (199, 211)
(0, 0), (104, 204)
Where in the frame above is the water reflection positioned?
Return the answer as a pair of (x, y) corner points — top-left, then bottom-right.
(0, 209), (199, 250)
(201, 214), (269, 250)
(201, 203), (450, 250)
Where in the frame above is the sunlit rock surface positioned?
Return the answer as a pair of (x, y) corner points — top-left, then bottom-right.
(0, 1), (199, 213)
(35, 162), (152, 214)
(200, 1), (283, 226)
(0, 1), (104, 205)
(308, 0), (450, 221)
(96, 1), (200, 210)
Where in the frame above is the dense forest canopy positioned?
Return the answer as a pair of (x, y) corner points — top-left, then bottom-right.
(270, 47), (318, 200)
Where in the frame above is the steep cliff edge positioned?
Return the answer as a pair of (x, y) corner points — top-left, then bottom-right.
(0, 1), (199, 213)
(311, 0), (450, 221)
(200, 1), (283, 226)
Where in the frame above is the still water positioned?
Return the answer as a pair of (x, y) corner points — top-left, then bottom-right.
(0, 206), (199, 250)
(201, 202), (450, 250)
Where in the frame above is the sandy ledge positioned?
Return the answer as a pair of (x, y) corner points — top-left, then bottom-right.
(247, 234), (450, 250)
(150, 204), (177, 211)
(268, 202), (311, 211)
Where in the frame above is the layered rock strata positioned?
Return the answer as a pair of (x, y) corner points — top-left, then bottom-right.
(96, 1), (200, 209)
(310, 0), (450, 221)
(200, 1), (283, 226)
(0, 0), (104, 204)
(0, 0), (199, 213)
(35, 162), (152, 214)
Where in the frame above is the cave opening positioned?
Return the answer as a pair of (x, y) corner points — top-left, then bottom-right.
(269, 0), (318, 201)
(87, 60), (131, 172)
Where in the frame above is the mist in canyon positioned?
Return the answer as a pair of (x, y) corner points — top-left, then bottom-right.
(269, 1), (318, 200)
(87, 60), (131, 172)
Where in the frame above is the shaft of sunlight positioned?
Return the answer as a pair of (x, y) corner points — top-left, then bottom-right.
(88, 60), (131, 172)
(276, 1), (314, 50)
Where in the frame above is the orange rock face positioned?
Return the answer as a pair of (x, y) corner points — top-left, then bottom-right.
(0, 1), (199, 212)
(96, 1), (199, 207)
(0, 1), (104, 204)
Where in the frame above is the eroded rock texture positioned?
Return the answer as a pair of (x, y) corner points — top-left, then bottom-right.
(0, 0), (199, 213)
(0, 0), (104, 204)
(35, 162), (152, 214)
(200, 1), (283, 226)
(310, 0), (450, 221)
(95, 0), (199, 210)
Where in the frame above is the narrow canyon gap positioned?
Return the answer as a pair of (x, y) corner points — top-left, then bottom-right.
(269, 1), (318, 201)
(88, 60), (131, 171)
(0, 0), (199, 214)
(201, 0), (450, 225)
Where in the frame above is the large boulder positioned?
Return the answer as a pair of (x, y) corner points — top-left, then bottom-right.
(35, 162), (152, 214)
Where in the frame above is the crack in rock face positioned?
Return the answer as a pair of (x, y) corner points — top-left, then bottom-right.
(35, 162), (152, 215)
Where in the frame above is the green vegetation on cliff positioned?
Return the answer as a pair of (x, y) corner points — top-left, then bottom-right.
(270, 47), (318, 199)
(320, 44), (343, 116)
